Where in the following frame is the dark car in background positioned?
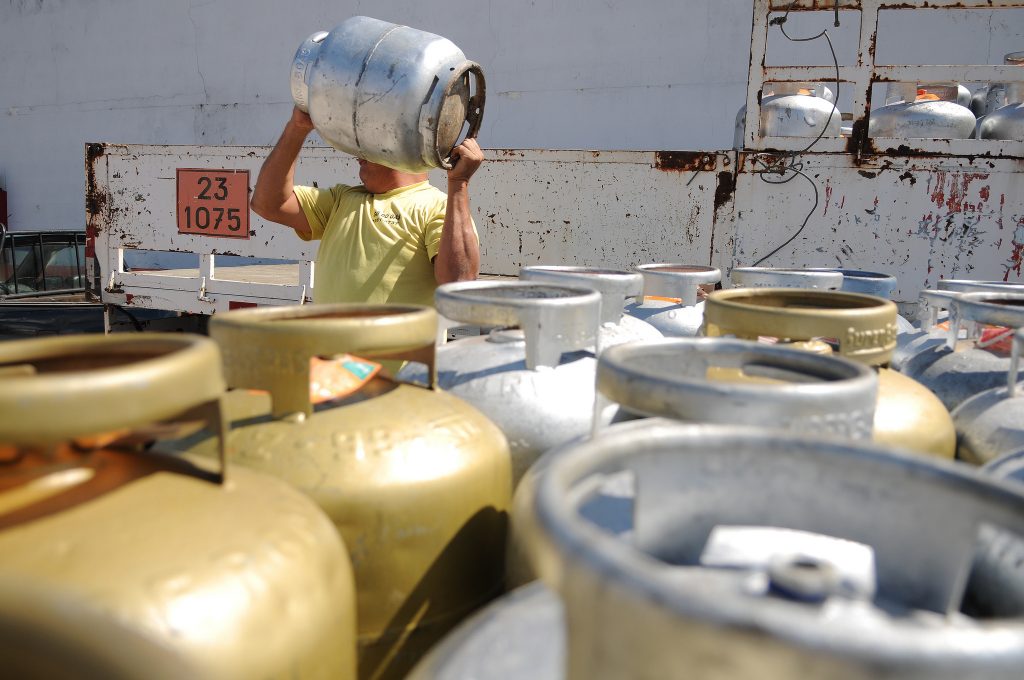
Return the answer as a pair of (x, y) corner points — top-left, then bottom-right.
(2, 229), (88, 296)
(0, 227), (194, 339)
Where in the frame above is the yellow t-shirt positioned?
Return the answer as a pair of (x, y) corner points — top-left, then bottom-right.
(294, 181), (473, 306)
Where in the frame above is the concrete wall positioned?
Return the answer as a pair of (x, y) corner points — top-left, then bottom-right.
(1, 0), (1021, 231)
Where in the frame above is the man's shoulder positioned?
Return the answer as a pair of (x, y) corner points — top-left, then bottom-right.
(394, 182), (447, 209)
(297, 182), (363, 201)
(329, 183), (365, 199)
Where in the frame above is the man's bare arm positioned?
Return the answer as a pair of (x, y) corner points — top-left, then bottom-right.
(250, 108), (315, 238)
(434, 139), (483, 284)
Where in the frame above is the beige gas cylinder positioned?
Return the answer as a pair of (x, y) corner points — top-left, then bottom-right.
(0, 334), (357, 680)
(704, 288), (956, 458)
(156, 304), (512, 680)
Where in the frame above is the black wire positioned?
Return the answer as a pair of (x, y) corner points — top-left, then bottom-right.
(794, 30), (839, 154)
(752, 166), (819, 266)
(110, 304), (145, 332)
(752, 3), (840, 266)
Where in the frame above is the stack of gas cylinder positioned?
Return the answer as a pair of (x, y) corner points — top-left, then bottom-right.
(3, 12), (1023, 674)
(3, 265), (1024, 679)
(406, 264), (1024, 679)
(733, 51), (1023, 147)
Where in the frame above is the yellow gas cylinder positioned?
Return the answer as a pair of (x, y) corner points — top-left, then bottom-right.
(0, 334), (357, 680)
(704, 288), (956, 458)
(156, 304), (513, 680)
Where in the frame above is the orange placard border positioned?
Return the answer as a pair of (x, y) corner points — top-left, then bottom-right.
(176, 168), (251, 240)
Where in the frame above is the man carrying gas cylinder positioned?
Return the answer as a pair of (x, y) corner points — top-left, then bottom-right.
(250, 106), (484, 306)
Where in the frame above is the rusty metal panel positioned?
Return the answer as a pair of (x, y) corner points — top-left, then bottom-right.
(728, 153), (1024, 301)
(743, 0), (1024, 157)
(771, 0), (1024, 8)
(87, 143), (359, 313)
(89, 143), (353, 260)
(87, 144), (725, 312)
(449, 149), (724, 276)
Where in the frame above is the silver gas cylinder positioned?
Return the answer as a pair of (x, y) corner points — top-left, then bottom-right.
(979, 52), (1024, 141)
(761, 82), (839, 139)
(735, 83), (837, 148)
(974, 83), (1009, 137)
(971, 87), (990, 118)
(941, 279), (1024, 295)
(734, 83), (840, 148)
(731, 266), (843, 290)
(622, 264), (721, 337)
(407, 581), (563, 680)
(291, 16), (485, 172)
(518, 266), (663, 350)
(593, 337), (879, 438)
(418, 423), (1024, 680)
(397, 280), (603, 485)
(505, 337), (880, 586)
(820, 269), (914, 333)
(903, 291), (1024, 411)
(831, 269), (898, 298)
(894, 282), (1024, 372)
(952, 329), (1024, 465)
(983, 449), (1024, 484)
(957, 83), (973, 108)
(892, 289), (958, 372)
(869, 83), (976, 139)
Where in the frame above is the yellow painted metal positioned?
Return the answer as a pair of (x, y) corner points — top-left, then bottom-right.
(0, 334), (358, 680)
(161, 304), (513, 680)
(0, 334), (226, 446)
(874, 368), (956, 458)
(704, 288), (898, 366)
(705, 288), (955, 458)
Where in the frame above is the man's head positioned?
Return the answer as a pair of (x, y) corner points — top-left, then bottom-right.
(357, 158), (428, 194)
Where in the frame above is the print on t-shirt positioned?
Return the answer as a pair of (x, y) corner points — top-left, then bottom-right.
(374, 209), (401, 227)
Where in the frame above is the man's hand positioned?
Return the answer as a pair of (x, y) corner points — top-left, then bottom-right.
(289, 107), (316, 135)
(250, 108), (316, 238)
(447, 138), (484, 184)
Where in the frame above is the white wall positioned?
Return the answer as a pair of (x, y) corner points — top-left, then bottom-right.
(1, 0), (1021, 231)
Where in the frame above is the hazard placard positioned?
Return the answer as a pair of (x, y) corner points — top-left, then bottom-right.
(176, 168), (250, 239)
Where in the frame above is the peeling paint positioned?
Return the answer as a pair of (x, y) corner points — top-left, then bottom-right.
(655, 151), (716, 173)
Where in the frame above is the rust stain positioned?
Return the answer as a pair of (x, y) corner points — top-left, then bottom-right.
(930, 170), (947, 209)
(1005, 241), (1024, 281)
(941, 171), (990, 214)
(767, 1), (874, 10)
(1005, 215), (1024, 281)
(84, 143), (108, 265)
(980, 185), (991, 202)
(824, 180), (833, 216)
(713, 171), (736, 215)
(85, 143), (108, 219)
(655, 151), (716, 173)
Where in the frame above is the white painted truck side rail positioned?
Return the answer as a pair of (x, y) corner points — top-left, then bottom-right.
(86, 143), (1022, 315)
